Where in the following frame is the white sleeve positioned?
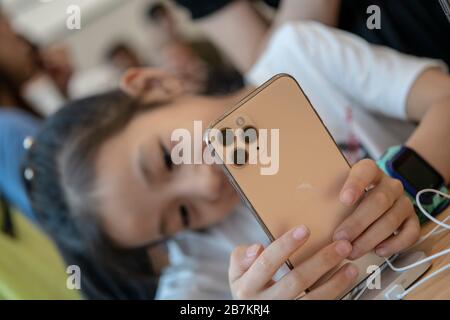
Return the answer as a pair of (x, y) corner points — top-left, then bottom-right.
(155, 265), (232, 300)
(155, 206), (271, 300)
(154, 237), (233, 300)
(247, 22), (447, 120)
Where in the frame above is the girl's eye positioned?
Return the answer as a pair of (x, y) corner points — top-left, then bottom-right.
(160, 142), (173, 171)
(179, 205), (190, 228)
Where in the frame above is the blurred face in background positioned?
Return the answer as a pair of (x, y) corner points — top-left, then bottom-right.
(110, 48), (142, 71)
(151, 6), (177, 38)
(0, 15), (37, 85)
(160, 42), (208, 94)
(40, 44), (74, 96)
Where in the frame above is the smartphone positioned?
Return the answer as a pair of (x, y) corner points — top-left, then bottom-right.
(205, 74), (385, 296)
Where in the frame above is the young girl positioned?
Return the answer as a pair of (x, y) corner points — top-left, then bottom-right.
(25, 21), (450, 299)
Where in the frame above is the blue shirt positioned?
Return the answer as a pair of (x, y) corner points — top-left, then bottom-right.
(0, 109), (41, 221)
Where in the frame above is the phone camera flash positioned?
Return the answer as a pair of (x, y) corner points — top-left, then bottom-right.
(236, 117), (246, 126)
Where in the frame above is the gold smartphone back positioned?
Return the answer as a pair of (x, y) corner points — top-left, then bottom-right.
(206, 74), (383, 292)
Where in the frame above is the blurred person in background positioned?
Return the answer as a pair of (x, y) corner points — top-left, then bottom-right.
(148, 1), (178, 39)
(173, 0), (450, 73)
(0, 12), (41, 114)
(40, 44), (74, 98)
(67, 42), (145, 101)
(0, 11), (154, 299)
(1, 10), (128, 113)
(146, 2), (244, 95)
(171, 0), (450, 165)
(0, 12), (67, 117)
(106, 42), (145, 73)
(171, 0), (339, 73)
(67, 43), (129, 100)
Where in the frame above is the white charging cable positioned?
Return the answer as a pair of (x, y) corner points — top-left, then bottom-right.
(354, 189), (450, 300)
(415, 215), (450, 247)
(383, 189), (450, 300)
(385, 249), (449, 272)
(416, 189), (450, 230)
(385, 263), (450, 300)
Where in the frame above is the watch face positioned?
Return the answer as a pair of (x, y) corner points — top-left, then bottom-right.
(392, 148), (444, 191)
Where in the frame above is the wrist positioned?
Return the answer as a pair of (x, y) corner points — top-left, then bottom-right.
(377, 145), (449, 224)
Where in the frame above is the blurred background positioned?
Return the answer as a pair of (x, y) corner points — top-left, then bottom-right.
(0, 0), (245, 104)
(0, 0), (248, 300)
(2, 0), (195, 70)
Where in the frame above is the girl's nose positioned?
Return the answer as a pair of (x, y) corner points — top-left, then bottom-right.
(177, 164), (225, 202)
(194, 164), (225, 201)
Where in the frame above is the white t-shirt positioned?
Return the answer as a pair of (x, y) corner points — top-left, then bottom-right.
(247, 21), (446, 146)
(155, 21), (445, 300)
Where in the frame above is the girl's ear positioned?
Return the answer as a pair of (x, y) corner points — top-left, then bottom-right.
(120, 68), (185, 104)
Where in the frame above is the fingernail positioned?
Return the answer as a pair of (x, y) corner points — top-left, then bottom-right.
(345, 265), (359, 279)
(333, 229), (349, 241)
(335, 241), (352, 257)
(340, 189), (356, 206)
(375, 246), (388, 257)
(246, 244), (260, 258)
(292, 225), (309, 240)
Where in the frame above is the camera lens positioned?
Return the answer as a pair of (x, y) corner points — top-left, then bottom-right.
(242, 126), (258, 144)
(232, 148), (248, 166)
(218, 128), (234, 146)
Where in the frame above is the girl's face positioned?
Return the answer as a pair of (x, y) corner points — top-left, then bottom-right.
(94, 93), (241, 248)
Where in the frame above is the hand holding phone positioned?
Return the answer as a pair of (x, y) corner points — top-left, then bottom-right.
(229, 226), (358, 300)
(207, 74), (420, 298)
(229, 158), (420, 300)
(333, 159), (420, 260)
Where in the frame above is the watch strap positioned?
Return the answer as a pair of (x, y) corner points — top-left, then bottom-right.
(377, 145), (449, 224)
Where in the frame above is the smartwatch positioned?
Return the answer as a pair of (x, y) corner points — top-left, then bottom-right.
(377, 145), (449, 224)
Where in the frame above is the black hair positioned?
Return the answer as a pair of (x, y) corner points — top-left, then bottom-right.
(146, 2), (169, 22)
(24, 90), (161, 298)
(106, 42), (136, 62)
(0, 192), (14, 238)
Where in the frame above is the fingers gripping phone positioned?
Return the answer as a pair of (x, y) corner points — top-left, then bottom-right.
(205, 74), (384, 296)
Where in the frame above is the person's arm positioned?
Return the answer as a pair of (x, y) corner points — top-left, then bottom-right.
(405, 69), (450, 183)
(312, 27), (450, 182)
(273, 0), (340, 29)
(196, 1), (269, 73)
(261, 22), (450, 182)
(328, 68), (449, 259)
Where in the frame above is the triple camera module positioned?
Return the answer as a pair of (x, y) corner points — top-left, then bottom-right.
(217, 117), (258, 167)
